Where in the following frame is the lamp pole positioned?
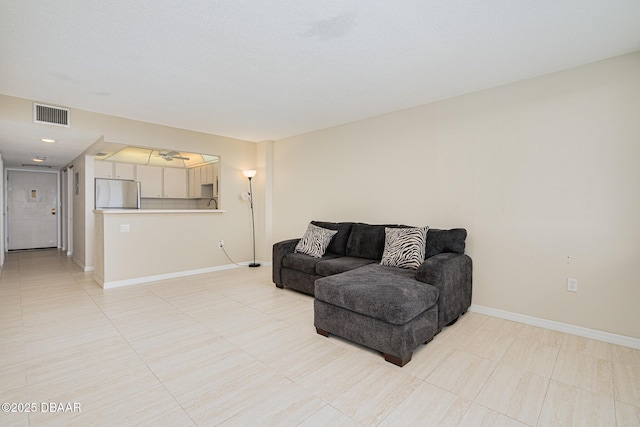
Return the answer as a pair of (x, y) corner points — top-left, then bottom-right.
(244, 170), (260, 267)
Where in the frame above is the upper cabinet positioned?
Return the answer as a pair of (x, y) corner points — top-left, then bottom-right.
(200, 162), (219, 196)
(135, 165), (188, 199)
(163, 168), (188, 199)
(95, 160), (136, 180)
(201, 164), (213, 184)
(114, 163), (135, 180)
(187, 163), (219, 199)
(188, 168), (199, 198)
(94, 160), (115, 178)
(136, 165), (162, 198)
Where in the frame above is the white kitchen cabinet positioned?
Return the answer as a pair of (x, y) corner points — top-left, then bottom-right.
(188, 167), (203, 198)
(114, 162), (135, 180)
(187, 164), (218, 199)
(136, 165), (162, 198)
(163, 167), (188, 199)
(188, 168), (195, 198)
(200, 164), (213, 185)
(94, 160), (114, 178)
(95, 161), (136, 180)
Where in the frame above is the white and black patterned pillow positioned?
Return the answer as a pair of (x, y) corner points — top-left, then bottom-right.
(380, 226), (429, 269)
(295, 223), (338, 258)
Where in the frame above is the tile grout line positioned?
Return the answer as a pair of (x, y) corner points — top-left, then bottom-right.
(534, 349), (560, 427)
(5, 249), (638, 425)
(81, 278), (199, 426)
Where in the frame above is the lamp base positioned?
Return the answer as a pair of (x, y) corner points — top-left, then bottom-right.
(248, 263), (261, 268)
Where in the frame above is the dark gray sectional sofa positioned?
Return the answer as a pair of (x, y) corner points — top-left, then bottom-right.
(272, 221), (472, 366)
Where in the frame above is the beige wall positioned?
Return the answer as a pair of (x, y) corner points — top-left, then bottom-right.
(70, 155), (89, 269)
(272, 52), (640, 339)
(0, 154), (4, 267)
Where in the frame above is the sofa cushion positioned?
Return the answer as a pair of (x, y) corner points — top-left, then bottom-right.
(346, 223), (391, 260)
(283, 252), (340, 275)
(315, 264), (439, 325)
(381, 226), (429, 269)
(425, 228), (467, 258)
(311, 221), (354, 256)
(315, 256), (377, 277)
(281, 268), (321, 296)
(295, 223), (338, 258)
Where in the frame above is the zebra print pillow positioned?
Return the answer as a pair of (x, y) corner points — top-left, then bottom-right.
(295, 223), (338, 258)
(380, 226), (429, 269)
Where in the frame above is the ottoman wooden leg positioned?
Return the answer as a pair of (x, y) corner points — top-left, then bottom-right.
(383, 352), (412, 367)
(316, 327), (329, 337)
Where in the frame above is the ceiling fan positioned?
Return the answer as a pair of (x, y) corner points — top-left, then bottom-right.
(157, 151), (190, 161)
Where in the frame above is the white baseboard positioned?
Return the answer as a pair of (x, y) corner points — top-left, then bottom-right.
(71, 256), (94, 272)
(99, 260), (271, 289)
(469, 304), (640, 350)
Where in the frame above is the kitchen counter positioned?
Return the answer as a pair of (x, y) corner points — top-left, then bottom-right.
(94, 209), (230, 288)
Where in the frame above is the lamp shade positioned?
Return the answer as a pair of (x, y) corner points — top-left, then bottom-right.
(243, 170), (257, 178)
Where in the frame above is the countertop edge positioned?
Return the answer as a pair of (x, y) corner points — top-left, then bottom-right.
(94, 209), (226, 214)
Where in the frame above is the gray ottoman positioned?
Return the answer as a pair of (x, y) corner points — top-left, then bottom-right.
(314, 264), (439, 367)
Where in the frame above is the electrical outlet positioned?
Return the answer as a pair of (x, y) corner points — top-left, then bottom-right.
(567, 278), (578, 292)
(218, 240), (224, 248)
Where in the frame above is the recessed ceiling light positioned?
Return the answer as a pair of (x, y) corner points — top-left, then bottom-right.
(32, 157), (46, 162)
(40, 138), (56, 143)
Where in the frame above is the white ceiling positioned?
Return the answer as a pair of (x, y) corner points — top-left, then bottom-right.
(1, 1), (640, 168)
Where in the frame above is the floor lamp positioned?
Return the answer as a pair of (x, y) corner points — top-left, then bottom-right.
(243, 170), (260, 267)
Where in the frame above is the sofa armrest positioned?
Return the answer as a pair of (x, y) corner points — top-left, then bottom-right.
(272, 238), (300, 286)
(415, 253), (472, 330)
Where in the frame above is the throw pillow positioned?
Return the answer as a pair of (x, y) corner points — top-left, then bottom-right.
(424, 228), (467, 258)
(295, 223), (338, 258)
(380, 226), (429, 269)
(311, 221), (354, 255)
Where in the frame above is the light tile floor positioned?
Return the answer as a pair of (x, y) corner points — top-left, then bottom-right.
(0, 249), (639, 426)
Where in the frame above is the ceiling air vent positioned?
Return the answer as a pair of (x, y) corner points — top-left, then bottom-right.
(33, 103), (70, 127)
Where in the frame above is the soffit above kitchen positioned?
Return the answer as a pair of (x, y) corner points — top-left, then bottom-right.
(96, 145), (218, 169)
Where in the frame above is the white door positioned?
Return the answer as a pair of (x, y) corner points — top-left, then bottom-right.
(6, 170), (58, 250)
